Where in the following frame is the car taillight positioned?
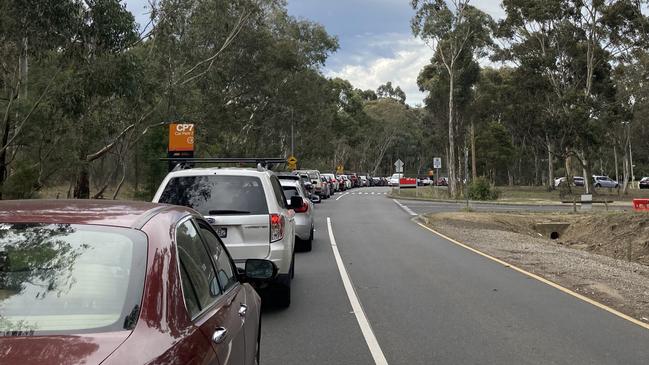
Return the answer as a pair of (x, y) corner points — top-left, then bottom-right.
(269, 213), (285, 242)
(294, 200), (309, 213)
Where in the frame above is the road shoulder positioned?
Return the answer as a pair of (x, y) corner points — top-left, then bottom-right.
(418, 213), (649, 329)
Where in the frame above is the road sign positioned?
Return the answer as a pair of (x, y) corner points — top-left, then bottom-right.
(336, 165), (344, 174)
(169, 123), (195, 152)
(287, 156), (297, 171)
(394, 159), (404, 173)
(433, 157), (442, 169)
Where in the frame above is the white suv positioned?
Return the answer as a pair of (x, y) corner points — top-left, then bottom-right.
(153, 166), (298, 307)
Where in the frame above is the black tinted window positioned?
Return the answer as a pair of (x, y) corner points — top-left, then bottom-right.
(159, 175), (268, 215)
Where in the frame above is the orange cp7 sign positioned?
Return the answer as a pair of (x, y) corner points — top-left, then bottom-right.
(168, 123), (195, 152)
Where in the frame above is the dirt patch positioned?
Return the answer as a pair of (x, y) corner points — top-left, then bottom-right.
(423, 211), (649, 324)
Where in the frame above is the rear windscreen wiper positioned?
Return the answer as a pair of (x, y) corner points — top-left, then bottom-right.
(208, 210), (251, 215)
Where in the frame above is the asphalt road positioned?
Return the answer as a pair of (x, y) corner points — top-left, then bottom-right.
(261, 186), (649, 364)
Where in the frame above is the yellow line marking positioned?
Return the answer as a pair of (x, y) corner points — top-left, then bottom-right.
(414, 219), (649, 331)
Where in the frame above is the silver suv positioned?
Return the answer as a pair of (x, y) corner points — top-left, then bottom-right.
(153, 166), (299, 307)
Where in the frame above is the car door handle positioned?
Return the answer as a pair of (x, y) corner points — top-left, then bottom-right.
(238, 304), (248, 317)
(212, 327), (228, 344)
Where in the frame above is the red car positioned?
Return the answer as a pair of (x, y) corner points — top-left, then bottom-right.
(0, 200), (276, 365)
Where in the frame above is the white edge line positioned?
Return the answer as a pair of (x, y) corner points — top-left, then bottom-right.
(327, 217), (389, 365)
(414, 219), (649, 331)
(336, 192), (349, 201)
(393, 199), (417, 216)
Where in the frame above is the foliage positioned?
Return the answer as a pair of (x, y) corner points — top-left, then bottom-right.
(468, 176), (500, 201)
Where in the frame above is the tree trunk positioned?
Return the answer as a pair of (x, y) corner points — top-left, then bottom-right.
(448, 72), (457, 197)
(0, 116), (10, 200)
(614, 144), (619, 183)
(74, 162), (90, 199)
(470, 121), (477, 180)
(533, 150), (538, 186)
(546, 137), (554, 189)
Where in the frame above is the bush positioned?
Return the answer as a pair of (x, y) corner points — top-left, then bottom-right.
(468, 177), (500, 201)
(2, 164), (40, 199)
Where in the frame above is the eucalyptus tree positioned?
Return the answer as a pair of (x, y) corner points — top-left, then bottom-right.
(411, 0), (493, 197)
(497, 0), (649, 192)
(0, 0), (80, 198)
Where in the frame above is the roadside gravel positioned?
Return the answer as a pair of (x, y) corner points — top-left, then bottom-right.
(423, 213), (649, 324)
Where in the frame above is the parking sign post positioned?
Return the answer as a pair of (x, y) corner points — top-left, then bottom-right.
(433, 157), (441, 186)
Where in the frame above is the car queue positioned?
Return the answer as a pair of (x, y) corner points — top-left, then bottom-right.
(0, 158), (378, 365)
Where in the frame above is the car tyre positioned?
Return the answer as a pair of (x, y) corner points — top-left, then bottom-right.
(595, 183), (601, 188)
(289, 252), (295, 279)
(300, 229), (313, 252)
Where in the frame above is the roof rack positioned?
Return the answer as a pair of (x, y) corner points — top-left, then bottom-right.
(160, 157), (288, 172)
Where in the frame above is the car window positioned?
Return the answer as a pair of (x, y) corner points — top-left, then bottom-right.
(159, 175), (269, 216)
(197, 222), (238, 293)
(270, 176), (287, 209)
(0, 224), (146, 335)
(176, 220), (220, 318)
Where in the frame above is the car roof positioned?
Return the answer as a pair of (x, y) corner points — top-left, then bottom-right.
(277, 174), (300, 180)
(0, 199), (189, 229)
(279, 179), (299, 187)
(165, 167), (275, 178)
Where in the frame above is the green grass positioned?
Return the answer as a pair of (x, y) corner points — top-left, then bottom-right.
(391, 185), (649, 203)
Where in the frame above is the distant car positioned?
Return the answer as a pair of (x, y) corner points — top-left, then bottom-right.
(342, 175), (352, 189)
(153, 166), (299, 307)
(359, 175), (368, 187)
(640, 177), (649, 189)
(0, 200), (276, 365)
(436, 177), (448, 186)
(296, 170), (325, 198)
(593, 175), (619, 189)
(322, 173), (339, 192)
(278, 172), (311, 197)
(555, 176), (584, 187)
(388, 173), (401, 186)
(337, 175), (347, 191)
(421, 177), (433, 186)
(350, 174), (360, 188)
(280, 179), (314, 252)
(320, 176), (332, 198)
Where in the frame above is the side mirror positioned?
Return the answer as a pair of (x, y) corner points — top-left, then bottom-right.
(310, 195), (321, 204)
(289, 196), (304, 209)
(243, 259), (277, 281)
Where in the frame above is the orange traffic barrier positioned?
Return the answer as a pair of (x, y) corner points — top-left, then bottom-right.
(633, 199), (649, 211)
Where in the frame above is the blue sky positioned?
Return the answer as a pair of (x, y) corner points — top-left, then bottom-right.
(124, 0), (505, 106)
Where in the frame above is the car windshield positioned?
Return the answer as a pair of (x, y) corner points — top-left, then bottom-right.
(158, 175), (269, 215)
(0, 224), (146, 336)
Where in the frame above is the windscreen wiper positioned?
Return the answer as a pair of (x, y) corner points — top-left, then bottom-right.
(208, 210), (251, 215)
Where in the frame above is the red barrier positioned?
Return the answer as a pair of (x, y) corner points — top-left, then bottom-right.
(633, 199), (649, 211)
(399, 177), (417, 188)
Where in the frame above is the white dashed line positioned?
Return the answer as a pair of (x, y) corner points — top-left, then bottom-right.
(393, 199), (417, 216)
(327, 218), (389, 365)
(336, 192), (350, 201)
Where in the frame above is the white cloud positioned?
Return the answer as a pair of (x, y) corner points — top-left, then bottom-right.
(326, 34), (434, 106)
